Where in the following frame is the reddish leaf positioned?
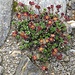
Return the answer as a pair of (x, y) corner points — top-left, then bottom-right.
(37, 26), (42, 31)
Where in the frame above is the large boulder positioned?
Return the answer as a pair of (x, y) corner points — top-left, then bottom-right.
(0, 0), (13, 46)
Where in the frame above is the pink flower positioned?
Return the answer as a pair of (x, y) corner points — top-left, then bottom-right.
(44, 15), (49, 20)
(29, 1), (35, 6)
(61, 13), (64, 16)
(32, 55), (37, 60)
(64, 16), (70, 21)
(56, 53), (62, 60)
(47, 6), (51, 10)
(34, 14), (39, 18)
(18, 2), (24, 7)
(56, 5), (61, 9)
(12, 31), (18, 37)
(64, 40), (68, 44)
(41, 66), (48, 71)
(35, 5), (40, 9)
(56, 5), (61, 12)
(22, 12), (29, 16)
(16, 13), (21, 19)
(51, 5), (54, 9)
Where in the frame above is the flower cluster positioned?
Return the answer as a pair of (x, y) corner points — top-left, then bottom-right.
(12, 1), (71, 70)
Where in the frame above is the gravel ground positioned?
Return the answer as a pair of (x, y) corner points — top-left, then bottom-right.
(0, 0), (75, 75)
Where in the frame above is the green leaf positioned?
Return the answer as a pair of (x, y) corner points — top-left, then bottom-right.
(55, 36), (59, 40)
(45, 36), (49, 38)
(62, 27), (67, 31)
(61, 23), (65, 27)
(24, 44), (29, 48)
(35, 23), (39, 26)
(21, 39), (25, 44)
(22, 6), (28, 12)
(25, 41), (29, 43)
(67, 35), (71, 40)
(49, 13), (54, 18)
(29, 10), (35, 15)
(19, 45), (25, 50)
(59, 37), (64, 43)
(33, 40), (38, 44)
(38, 58), (47, 62)
(11, 20), (16, 25)
(53, 43), (58, 47)
(52, 46), (55, 49)
(26, 31), (30, 35)
(13, 1), (18, 12)
(16, 35), (20, 40)
(43, 49), (48, 54)
(40, 13), (44, 17)
(50, 27), (56, 33)
(39, 22), (46, 28)
(43, 8), (47, 12)
(47, 43), (51, 47)
(20, 28), (24, 31)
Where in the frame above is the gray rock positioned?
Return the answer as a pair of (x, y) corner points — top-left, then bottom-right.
(0, 56), (2, 64)
(15, 56), (41, 75)
(70, 57), (75, 62)
(69, 49), (75, 55)
(73, 42), (75, 46)
(71, 68), (75, 75)
(0, 0), (13, 46)
(71, 1), (75, 10)
(0, 66), (4, 75)
(63, 56), (70, 62)
(66, 72), (70, 75)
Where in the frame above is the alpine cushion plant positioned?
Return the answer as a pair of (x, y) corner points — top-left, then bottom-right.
(12, 1), (71, 70)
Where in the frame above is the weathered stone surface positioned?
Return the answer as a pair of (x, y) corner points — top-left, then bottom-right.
(10, 51), (21, 57)
(15, 55), (41, 75)
(0, 66), (4, 75)
(0, 0), (13, 46)
(71, 0), (75, 10)
(0, 56), (2, 64)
